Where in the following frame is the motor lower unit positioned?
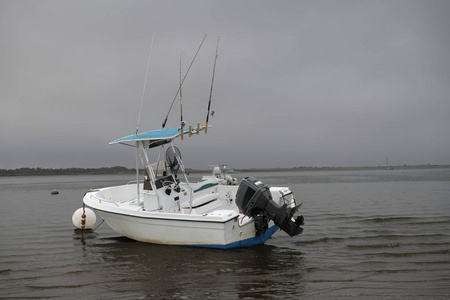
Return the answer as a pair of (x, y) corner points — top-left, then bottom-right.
(236, 177), (304, 237)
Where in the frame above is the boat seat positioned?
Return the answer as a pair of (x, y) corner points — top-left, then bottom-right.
(181, 193), (219, 209)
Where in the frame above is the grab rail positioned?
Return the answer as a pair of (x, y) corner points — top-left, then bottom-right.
(89, 193), (123, 207)
(127, 180), (143, 185)
(238, 215), (253, 228)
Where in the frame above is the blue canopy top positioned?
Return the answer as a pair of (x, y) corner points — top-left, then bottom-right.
(110, 128), (182, 145)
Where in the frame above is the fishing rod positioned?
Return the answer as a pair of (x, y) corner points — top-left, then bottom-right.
(179, 54), (186, 140)
(162, 34), (207, 129)
(136, 32), (155, 136)
(205, 36), (220, 134)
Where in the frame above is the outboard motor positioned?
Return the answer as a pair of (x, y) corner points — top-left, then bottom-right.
(236, 177), (304, 237)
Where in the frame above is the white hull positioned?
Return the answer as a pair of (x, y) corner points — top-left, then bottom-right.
(83, 182), (284, 248)
(94, 209), (277, 247)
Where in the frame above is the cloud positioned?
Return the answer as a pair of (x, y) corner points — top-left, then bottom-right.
(1, 0), (449, 169)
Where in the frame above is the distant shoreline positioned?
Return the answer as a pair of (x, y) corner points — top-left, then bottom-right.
(1, 164), (449, 177)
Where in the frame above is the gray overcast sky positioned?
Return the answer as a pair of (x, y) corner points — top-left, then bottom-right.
(1, 0), (449, 170)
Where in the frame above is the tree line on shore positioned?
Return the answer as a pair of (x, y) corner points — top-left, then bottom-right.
(0, 166), (136, 176)
(1, 164), (448, 176)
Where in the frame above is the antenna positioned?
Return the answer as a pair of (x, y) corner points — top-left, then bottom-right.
(162, 34), (207, 129)
(136, 32), (155, 136)
(205, 36), (220, 134)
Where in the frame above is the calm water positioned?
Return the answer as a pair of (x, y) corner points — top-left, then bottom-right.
(1, 169), (449, 299)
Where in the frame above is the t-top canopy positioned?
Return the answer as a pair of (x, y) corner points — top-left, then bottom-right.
(110, 128), (181, 145)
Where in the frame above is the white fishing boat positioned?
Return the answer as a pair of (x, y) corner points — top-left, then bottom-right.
(78, 36), (304, 248)
(82, 127), (304, 248)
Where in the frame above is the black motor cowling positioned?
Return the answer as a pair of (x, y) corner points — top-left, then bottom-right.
(236, 177), (304, 237)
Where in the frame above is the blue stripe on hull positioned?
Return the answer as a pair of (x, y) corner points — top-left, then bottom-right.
(183, 225), (279, 249)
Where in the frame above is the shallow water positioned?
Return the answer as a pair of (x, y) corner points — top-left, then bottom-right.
(1, 169), (449, 299)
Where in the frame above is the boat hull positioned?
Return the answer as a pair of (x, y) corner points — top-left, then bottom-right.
(93, 208), (278, 248)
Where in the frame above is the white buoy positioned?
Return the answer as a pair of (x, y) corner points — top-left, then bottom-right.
(72, 207), (96, 229)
